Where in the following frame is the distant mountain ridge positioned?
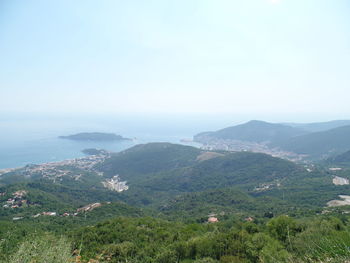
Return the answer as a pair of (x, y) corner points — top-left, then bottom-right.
(278, 125), (350, 157)
(194, 120), (306, 145)
(194, 120), (350, 160)
(284, 120), (350, 132)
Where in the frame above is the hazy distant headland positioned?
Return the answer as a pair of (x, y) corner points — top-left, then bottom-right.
(194, 119), (350, 161)
(59, 132), (131, 142)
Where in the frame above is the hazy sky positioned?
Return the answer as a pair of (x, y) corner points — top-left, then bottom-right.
(1, 0), (350, 118)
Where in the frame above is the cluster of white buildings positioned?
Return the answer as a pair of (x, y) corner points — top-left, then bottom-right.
(17, 153), (110, 182)
(2, 190), (28, 209)
(102, 175), (129, 192)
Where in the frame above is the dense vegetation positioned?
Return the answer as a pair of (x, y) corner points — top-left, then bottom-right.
(69, 215), (350, 263)
(278, 125), (350, 158)
(99, 145), (304, 207)
(1, 142), (350, 262)
(2, 214), (350, 262)
(99, 143), (202, 180)
(327, 150), (350, 166)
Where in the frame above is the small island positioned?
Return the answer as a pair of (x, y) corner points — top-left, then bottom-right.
(59, 132), (131, 142)
(82, 148), (110, 155)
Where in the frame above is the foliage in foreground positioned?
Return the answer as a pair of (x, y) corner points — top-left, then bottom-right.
(69, 216), (350, 263)
(1, 215), (350, 263)
(1, 234), (72, 263)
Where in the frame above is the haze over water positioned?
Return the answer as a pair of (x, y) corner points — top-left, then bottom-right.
(1, 1), (350, 169)
(1, 112), (345, 169)
(0, 113), (231, 169)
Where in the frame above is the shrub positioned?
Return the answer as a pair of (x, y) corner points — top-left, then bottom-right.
(5, 234), (72, 263)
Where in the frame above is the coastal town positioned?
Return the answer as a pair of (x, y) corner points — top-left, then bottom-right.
(198, 138), (307, 162)
(0, 150), (128, 193)
(0, 187), (106, 221)
(9, 151), (111, 181)
(0, 149), (130, 221)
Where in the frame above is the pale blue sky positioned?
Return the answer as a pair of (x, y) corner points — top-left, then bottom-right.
(1, 0), (350, 118)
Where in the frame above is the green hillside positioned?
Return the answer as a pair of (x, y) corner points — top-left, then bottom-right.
(278, 125), (350, 158)
(95, 144), (303, 208)
(67, 215), (350, 263)
(0, 180), (129, 220)
(158, 187), (295, 221)
(99, 142), (201, 181)
(327, 150), (350, 166)
(135, 151), (301, 193)
(0, 143), (338, 217)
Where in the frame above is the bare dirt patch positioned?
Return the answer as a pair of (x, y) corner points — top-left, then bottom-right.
(332, 176), (349, 185)
(196, 151), (225, 162)
(327, 195), (350, 207)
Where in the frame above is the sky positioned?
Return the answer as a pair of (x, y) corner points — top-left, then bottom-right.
(1, 0), (350, 120)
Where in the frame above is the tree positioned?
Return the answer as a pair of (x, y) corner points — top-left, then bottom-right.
(267, 216), (298, 245)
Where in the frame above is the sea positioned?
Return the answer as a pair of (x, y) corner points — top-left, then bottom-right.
(0, 113), (237, 169)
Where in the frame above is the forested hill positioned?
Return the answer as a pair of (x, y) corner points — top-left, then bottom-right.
(327, 150), (350, 166)
(133, 151), (301, 193)
(98, 142), (202, 180)
(278, 125), (350, 157)
(98, 143), (301, 191)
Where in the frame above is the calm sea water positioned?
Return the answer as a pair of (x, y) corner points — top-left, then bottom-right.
(0, 114), (235, 169)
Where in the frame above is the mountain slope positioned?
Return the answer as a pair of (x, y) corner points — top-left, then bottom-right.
(158, 187), (293, 221)
(194, 120), (306, 145)
(327, 150), (350, 166)
(98, 143), (301, 192)
(0, 142), (338, 224)
(284, 120), (350, 133)
(92, 143), (305, 208)
(98, 142), (202, 182)
(138, 151), (301, 193)
(278, 125), (350, 158)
